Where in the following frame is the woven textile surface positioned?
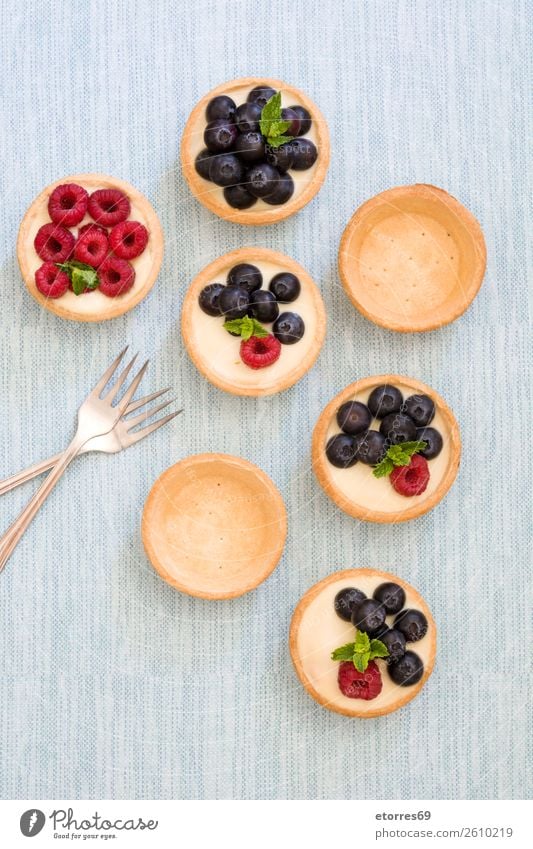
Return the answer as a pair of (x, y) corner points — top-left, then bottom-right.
(0, 0), (531, 799)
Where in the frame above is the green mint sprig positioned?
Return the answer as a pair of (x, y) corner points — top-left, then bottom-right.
(260, 92), (294, 148)
(223, 315), (269, 341)
(331, 630), (389, 673)
(372, 440), (427, 479)
(56, 260), (99, 296)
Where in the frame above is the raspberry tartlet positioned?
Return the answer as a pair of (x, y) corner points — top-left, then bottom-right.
(290, 568), (436, 718)
(142, 454), (287, 599)
(312, 375), (461, 523)
(181, 248), (326, 396)
(339, 184), (486, 332)
(181, 77), (330, 224)
(17, 174), (163, 321)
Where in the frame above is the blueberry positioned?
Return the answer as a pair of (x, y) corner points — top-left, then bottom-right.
(403, 394), (435, 427)
(281, 106), (300, 136)
(246, 163), (280, 198)
(266, 142), (294, 172)
(209, 154), (243, 187)
(223, 184), (257, 209)
(334, 587), (367, 622)
(354, 430), (387, 465)
(235, 102), (262, 133)
(263, 172), (294, 205)
(290, 138), (318, 170)
(380, 413), (417, 445)
(388, 651), (424, 686)
(204, 119), (238, 153)
(269, 272), (301, 302)
(352, 598), (386, 637)
(249, 290), (279, 323)
(234, 131), (266, 163)
(373, 623), (390, 640)
(379, 629), (407, 665)
(227, 263), (263, 294)
(273, 311), (305, 344)
(247, 84), (277, 108)
(394, 609), (428, 643)
(325, 434), (358, 468)
(373, 582), (406, 614)
(367, 384), (404, 419)
(289, 105), (312, 135)
(206, 95), (236, 123)
(416, 427), (443, 460)
(198, 283), (225, 316)
(336, 401), (372, 435)
(195, 149), (212, 181)
(218, 285), (250, 320)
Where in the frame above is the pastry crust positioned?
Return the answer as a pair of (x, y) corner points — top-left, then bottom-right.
(181, 77), (330, 225)
(17, 173), (164, 321)
(181, 247), (326, 397)
(339, 184), (486, 332)
(289, 568), (437, 718)
(141, 453), (287, 599)
(312, 374), (461, 523)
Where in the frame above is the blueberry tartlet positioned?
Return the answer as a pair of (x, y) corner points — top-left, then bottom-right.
(17, 174), (163, 321)
(181, 78), (330, 224)
(312, 375), (460, 522)
(290, 568), (436, 717)
(181, 248), (326, 396)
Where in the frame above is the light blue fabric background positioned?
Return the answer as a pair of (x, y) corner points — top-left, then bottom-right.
(0, 0), (531, 800)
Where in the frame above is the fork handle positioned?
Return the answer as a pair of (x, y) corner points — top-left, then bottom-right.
(0, 435), (84, 572)
(0, 452), (63, 496)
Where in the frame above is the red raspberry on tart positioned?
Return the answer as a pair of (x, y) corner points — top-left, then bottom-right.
(240, 334), (281, 369)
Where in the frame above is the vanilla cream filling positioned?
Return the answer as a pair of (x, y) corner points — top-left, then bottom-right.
(324, 382), (451, 515)
(190, 259), (319, 389)
(28, 183), (155, 316)
(296, 574), (432, 714)
(189, 84), (319, 206)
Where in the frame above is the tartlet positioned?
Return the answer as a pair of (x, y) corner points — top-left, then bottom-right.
(312, 375), (461, 523)
(182, 247), (326, 396)
(181, 77), (330, 224)
(290, 568), (436, 718)
(339, 184), (486, 332)
(17, 173), (163, 321)
(141, 453), (287, 599)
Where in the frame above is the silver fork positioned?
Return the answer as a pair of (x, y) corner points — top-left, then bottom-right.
(0, 389), (180, 496)
(0, 348), (149, 572)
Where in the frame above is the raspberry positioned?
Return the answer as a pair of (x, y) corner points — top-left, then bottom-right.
(35, 262), (70, 299)
(390, 454), (430, 497)
(98, 256), (135, 297)
(47, 183), (88, 226)
(78, 222), (108, 238)
(34, 223), (75, 262)
(337, 660), (382, 700)
(240, 334), (281, 369)
(74, 227), (109, 267)
(109, 220), (148, 260)
(88, 189), (130, 226)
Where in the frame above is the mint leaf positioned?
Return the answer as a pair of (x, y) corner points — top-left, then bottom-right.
(353, 652), (370, 674)
(267, 135), (294, 149)
(372, 440), (427, 478)
(260, 92), (294, 146)
(369, 639), (389, 659)
(331, 642), (356, 662)
(331, 629), (389, 673)
(57, 260), (99, 296)
(354, 630), (370, 653)
(223, 316), (269, 340)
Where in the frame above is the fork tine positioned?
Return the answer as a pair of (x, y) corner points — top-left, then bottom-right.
(125, 387), (171, 415)
(116, 360), (149, 414)
(103, 353), (139, 403)
(126, 410), (182, 445)
(91, 347), (128, 396)
(125, 398), (175, 429)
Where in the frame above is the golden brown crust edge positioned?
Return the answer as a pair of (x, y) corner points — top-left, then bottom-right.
(311, 375), (461, 523)
(289, 568), (437, 718)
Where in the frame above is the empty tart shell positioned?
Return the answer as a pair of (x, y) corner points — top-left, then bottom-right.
(181, 77), (330, 225)
(338, 184), (486, 332)
(17, 173), (163, 322)
(290, 568), (436, 718)
(312, 374), (461, 523)
(181, 247), (326, 397)
(142, 453), (287, 599)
